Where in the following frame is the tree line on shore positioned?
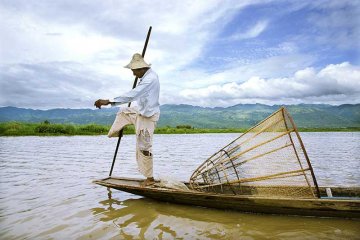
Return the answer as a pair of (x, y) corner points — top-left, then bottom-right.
(1, 121), (359, 136)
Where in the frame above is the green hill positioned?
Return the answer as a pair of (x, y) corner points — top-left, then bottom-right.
(158, 104), (360, 128)
(0, 104), (359, 129)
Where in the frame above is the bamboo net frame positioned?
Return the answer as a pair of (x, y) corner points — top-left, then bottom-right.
(189, 107), (320, 199)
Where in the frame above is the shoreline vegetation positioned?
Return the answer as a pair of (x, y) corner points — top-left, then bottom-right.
(0, 121), (359, 136)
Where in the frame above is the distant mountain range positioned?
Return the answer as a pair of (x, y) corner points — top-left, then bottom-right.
(0, 104), (359, 128)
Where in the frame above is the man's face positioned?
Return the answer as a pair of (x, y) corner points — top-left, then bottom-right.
(131, 68), (147, 78)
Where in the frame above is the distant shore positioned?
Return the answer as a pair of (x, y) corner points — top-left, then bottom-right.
(0, 122), (359, 136)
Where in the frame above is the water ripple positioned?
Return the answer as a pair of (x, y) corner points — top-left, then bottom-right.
(0, 133), (359, 239)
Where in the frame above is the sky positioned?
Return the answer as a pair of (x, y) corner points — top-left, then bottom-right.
(0, 0), (359, 109)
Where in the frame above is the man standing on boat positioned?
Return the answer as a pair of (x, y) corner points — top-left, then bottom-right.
(94, 53), (160, 186)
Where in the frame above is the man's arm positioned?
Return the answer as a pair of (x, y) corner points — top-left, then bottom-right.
(94, 76), (153, 109)
(112, 78), (153, 104)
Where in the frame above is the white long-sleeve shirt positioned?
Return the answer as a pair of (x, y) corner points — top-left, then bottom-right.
(111, 68), (160, 117)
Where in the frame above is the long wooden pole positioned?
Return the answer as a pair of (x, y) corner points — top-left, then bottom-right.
(285, 108), (321, 198)
(281, 108), (316, 198)
(109, 26), (152, 176)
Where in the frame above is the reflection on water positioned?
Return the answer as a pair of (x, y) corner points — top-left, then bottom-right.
(90, 188), (360, 239)
(88, 188), (360, 239)
(0, 133), (360, 239)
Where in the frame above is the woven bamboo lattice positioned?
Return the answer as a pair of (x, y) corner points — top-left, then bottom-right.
(189, 107), (320, 198)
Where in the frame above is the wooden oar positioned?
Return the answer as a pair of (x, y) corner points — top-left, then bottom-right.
(109, 26), (152, 176)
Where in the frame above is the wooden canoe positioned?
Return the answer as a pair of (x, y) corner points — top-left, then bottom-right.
(93, 177), (360, 218)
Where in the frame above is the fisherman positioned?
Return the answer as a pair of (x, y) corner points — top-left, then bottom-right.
(94, 53), (160, 186)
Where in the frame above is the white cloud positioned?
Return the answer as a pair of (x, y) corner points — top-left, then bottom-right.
(0, 0), (263, 109)
(0, 0), (257, 66)
(167, 53), (316, 89)
(0, 62), (117, 109)
(306, 1), (360, 50)
(179, 62), (360, 106)
(229, 20), (269, 40)
(0, 0), (359, 109)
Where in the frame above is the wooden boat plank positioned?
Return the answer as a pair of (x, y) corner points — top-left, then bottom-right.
(93, 177), (360, 218)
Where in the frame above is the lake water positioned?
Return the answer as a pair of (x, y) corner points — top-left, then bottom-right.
(0, 133), (359, 239)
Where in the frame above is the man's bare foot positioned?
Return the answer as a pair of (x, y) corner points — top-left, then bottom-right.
(141, 177), (155, 187)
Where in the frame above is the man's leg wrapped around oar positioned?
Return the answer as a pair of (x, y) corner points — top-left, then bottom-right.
(108, 107), (159, 186)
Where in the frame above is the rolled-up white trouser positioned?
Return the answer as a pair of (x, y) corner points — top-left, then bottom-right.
(108, 107), (159, 178)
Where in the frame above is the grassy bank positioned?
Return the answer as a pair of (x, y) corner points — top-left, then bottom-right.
(0, 122), (247, 136)
(0, 122), (111, 136)
(0, 122), (359, 136)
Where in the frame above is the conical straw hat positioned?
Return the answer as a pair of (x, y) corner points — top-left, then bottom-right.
(124, 53), (151, 69)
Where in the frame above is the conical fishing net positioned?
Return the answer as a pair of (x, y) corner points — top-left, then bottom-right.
(189, 107), (320, 199)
